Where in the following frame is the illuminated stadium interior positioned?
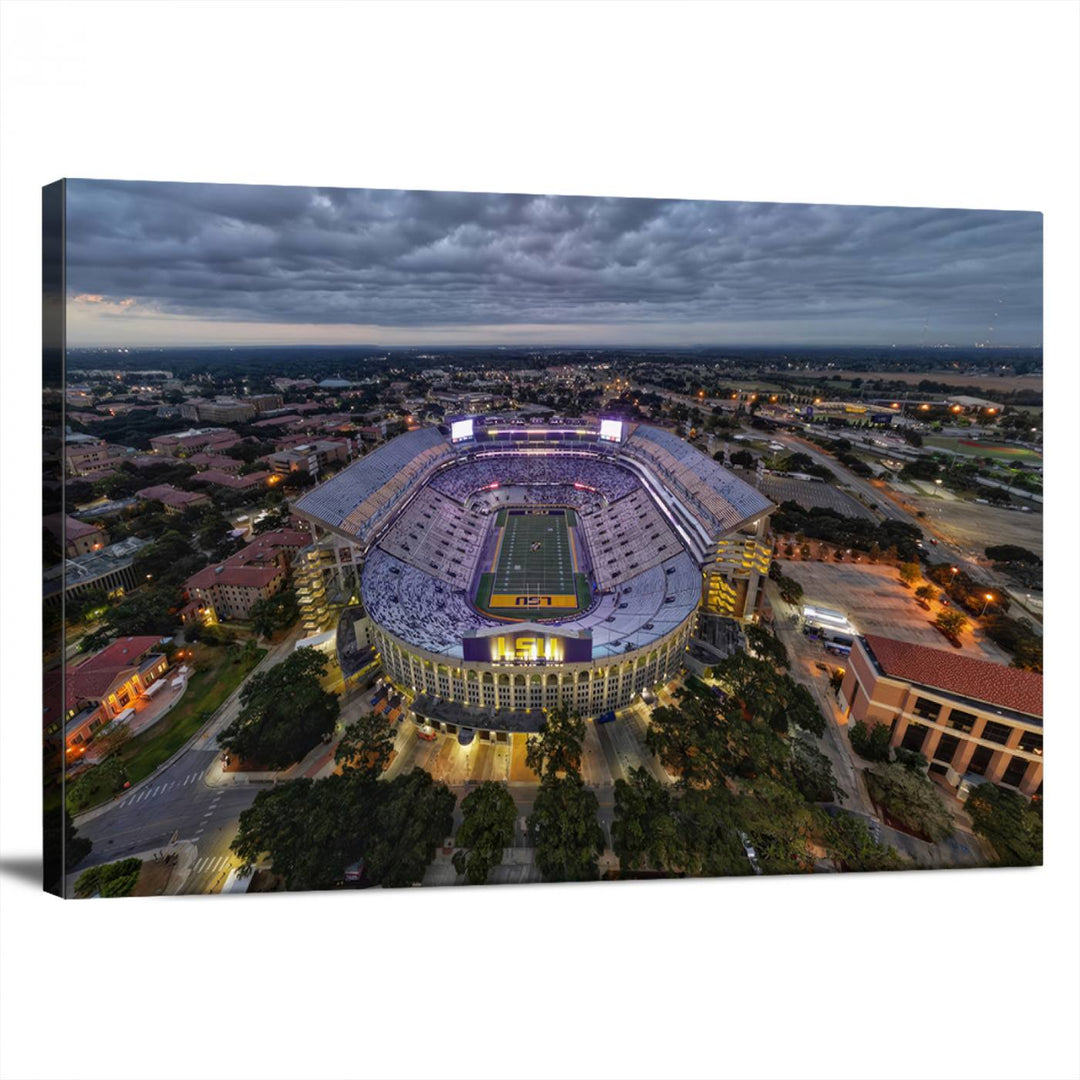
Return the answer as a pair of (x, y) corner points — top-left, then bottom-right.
(293, 418), (774, 727)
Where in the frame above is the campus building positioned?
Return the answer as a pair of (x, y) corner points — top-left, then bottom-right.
(44, 513), (109, 558)
(43, 536), (152, 607)
(839, 634), (1042, 797)
(61, 636), (169, 755)
(135, 484), (211, 514)
(182, 529), (309, 622)
(267, 439), (351, 479)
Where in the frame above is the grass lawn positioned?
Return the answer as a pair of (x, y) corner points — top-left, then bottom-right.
(68, 643), (266, 814)
(119, 643), (265, 784)
(924, 436), (1042, 462)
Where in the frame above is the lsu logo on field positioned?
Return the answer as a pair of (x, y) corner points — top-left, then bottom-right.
(515, 595), (553, 607)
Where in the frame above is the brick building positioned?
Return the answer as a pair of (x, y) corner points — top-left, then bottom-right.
(839, 635), (1042, 797)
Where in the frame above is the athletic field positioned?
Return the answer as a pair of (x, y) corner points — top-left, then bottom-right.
(924, 436), (1042, 462)
(474, 509), (590, 618)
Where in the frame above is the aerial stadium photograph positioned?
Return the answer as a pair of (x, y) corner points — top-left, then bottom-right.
(42, 180), (1045, 898)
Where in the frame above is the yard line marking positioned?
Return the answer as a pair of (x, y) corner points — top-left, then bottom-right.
(192, 858), (206, 872)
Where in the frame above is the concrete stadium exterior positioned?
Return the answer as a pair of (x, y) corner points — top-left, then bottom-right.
(292, 418), (774, 735)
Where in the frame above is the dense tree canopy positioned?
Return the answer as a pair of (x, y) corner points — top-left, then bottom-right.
(231, 767), (454, 890)
(865, 763), (953, 843)
(249, 588), (299, 639)
(528, 774), (606, 882)
(452, 782), (518, 884)
(612, 767), (750, 877)
(965, 783), (1042, 866)
(335, 714), (396, 782)
(771, 501), (922, 560)
(218, 649), (338, 768)
(525, 705), (585, 779)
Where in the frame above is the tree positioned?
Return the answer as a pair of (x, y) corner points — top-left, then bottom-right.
(611, 768), (749, 877)
(848, 720), (892, 763)
(647, 660), (809, 790)
(232, 776), (366, 890)
(66, 756), (128, 813)
(965, 783), (1042, 866)
(935, 609), (968, 639)
(335, 714), (395, 782)
(822, 812), (904, 871)
(985, 544), (1040, 565)
(734, 777), (821, 873)
(791, 736), (844, 803)
(744, 623), (789, 669)
(729, 449), (754, 468)
(710, 651), (825, 737)
(915, 584), (936, 601)
(73, 857), (142, 898)
(231, 767), (454, 890)
(528, 774), (605, 882)
(612, 767), (680, 873)
(777, 575), (803, 605)
(452, 782), (518, 884)
(218, 648), (339, 768)
(249, 588), (299, 639)
(899, 562), (921, 587)
(525, 705), (585, 779)
(364, 768), (457, 887)
(865, 764), (953, 843)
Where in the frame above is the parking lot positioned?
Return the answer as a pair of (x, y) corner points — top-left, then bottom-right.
(760, 474), (877, 520)
(778, 559), (1013, 663)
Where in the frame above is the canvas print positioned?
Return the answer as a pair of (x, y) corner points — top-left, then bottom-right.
(42, 181), (1043, 898)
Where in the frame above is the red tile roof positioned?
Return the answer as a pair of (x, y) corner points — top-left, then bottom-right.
(186, 563), (284, 590)
(862, 634), (1042, 718)
(194, 469), (271, 489)
(65, 636), (164, 708)
(136, 484), (209, 507)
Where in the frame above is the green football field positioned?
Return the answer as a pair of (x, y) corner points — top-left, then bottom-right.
(474, 510), (590, 618)
(493, 510), (576, 597)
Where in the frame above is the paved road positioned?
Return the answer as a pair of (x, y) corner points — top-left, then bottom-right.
(74, 626), (305, 883)
(771, 432), (993, 582)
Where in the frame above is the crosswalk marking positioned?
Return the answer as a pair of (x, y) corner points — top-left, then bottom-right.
(192, 855), (230, 874)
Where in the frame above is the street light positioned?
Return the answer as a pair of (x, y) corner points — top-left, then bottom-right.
(981, 593), (995, 616)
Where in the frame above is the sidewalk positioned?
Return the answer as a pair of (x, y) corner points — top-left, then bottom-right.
(64, 839), (199, 898)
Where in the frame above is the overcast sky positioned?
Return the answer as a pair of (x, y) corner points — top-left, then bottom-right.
(64, 180), (1043, 348)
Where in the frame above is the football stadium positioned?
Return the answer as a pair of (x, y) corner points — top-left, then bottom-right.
(292, 418), (774, 737)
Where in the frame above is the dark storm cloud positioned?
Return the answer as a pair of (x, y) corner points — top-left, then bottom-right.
(64, 180), (1042, 344)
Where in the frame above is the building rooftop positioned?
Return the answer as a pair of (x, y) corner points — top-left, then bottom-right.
(136, 483), (209, 507)
(193, 469), (271, 489)
(186, 563), (284, 590)
(66, 635), (164, 708)
(43, 513), (104, 543)
(862, 634), (1042, 719)
(43, 536), (152, 596)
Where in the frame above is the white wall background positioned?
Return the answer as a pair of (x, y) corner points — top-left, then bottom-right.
(2, 3), (1077, 1078)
